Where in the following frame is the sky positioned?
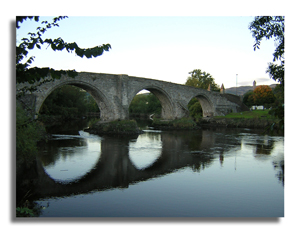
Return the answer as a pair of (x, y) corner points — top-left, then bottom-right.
(16, 16), (280, 89)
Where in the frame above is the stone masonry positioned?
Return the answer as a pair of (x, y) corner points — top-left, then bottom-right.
(16, 72), (243, 121)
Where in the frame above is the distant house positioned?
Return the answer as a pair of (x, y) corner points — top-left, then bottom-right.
(251, 105), (264, 110)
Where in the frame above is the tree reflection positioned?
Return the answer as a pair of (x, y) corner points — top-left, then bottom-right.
(190, 156), (213, 172)
(37, 138), (87, 166)
(273, 153), (284, 186)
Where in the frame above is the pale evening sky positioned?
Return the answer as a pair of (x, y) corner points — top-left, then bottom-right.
(16, 16), (280, 89)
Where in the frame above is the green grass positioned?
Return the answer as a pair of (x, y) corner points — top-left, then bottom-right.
(215, 110), (276, 119)
(152, 117), (197, 129)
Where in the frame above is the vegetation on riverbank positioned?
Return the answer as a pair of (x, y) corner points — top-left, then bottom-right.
(85, 119), (143, 135)
(214, 109), (274, 119)
(16, 104), (48, 216)
(152, 117), (199, 130)
(16, 104), (45, 167)
(149, 110), (282, 134)
(197, 110), (283, 134)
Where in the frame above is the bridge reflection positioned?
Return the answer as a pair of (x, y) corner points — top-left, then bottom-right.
(35, 129), (242, 199)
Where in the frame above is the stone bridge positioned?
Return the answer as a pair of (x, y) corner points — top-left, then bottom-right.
(17, 72), (245, 120)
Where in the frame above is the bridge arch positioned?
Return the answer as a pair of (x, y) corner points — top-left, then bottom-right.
(36, 80), (115, 121)
(17, 72), (242, 121)
(189, 93), (215, 117)
(128, 85), (175, 120)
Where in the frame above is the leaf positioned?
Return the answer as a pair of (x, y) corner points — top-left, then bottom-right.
(85, 50), (92, 58)
(28, 43), (34, 49)
(75, 48), (84, 58)
(51, 43), (56, 51)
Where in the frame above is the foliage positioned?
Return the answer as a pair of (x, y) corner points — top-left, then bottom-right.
(16, 201), (47, 217)
(86, 94), (100, 113)
(272, 84), (284, 106)
(152, 117), (197, 129)
(242, 86), (275, 108)
(88, 119), (141, 135)
(16, 207), (35, 217)
(214, 110), (275, 119)
(16, 104), (45, 166)
(253, 85), (275, 106)
(88, 118), (100, 128)
(40, 85), (98, 119)
(129, 93), (162, 115)
(106, 120), (139, 133)
(185, 69), (220, 119)
(172, 118), (197, 129)
(16, 16), (111, 85)
(249, 16), (284, 127)
(185, 69), (220, 91)
(242, 90), (255, 107)
(188, 97), (203, 119)
(249, 16), (284, 85)
(16, 16), (111, 215)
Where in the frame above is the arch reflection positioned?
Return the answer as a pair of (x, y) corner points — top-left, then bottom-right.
(35, 129), (244, 199)
(129, 131), (162, 170)
(37, 131), (102, 183)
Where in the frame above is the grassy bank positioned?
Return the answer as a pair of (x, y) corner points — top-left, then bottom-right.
(214, 109), (275, 119)
(198, 110), (282, 133)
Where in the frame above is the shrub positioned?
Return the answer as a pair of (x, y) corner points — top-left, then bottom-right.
(16, 104), (45, 166)
(172, 118), (197, 129)
(152, 117), (197, 129)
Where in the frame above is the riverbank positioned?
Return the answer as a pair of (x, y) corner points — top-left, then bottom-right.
(151, 110), (283, 134)
(84, 119), (143, 136)
(65, 110), (282, 135)
(197, 117), (279, 129)
(196, 110), (283, 135)
(151, 117), (200, 130)
(152, 117), (279, 131)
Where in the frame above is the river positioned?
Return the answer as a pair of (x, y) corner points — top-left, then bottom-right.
(34, 119), (284, 217)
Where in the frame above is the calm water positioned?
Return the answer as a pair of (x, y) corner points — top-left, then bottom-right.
(35, 120), (284, 217)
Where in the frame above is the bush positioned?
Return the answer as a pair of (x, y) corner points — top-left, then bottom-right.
(86, 119), (142, 135)
(16, 104), (45, 166)
(172, 118), (197, 129)
(152, 117), (197, 129)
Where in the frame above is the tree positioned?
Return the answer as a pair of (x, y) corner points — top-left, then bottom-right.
(86, 93), (100, 113)
(273, 84), (284, 107)
(129, 93), (162, 116)
(249, 16), (284, 127)
(16, 16), (111, 86)
(253, 85), (275, 107)
(249, 16), (284, 85)
(16, 16), (110, 164)
(243, 90), (255, 107)
(16, 16), (112, 212)
(187, 98), (202, 119)
(40, 85), (96, 119)
(185, 69), (219, 119)
(185, 69), (220, 91)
